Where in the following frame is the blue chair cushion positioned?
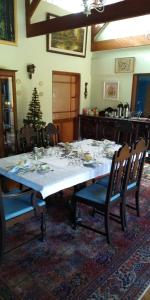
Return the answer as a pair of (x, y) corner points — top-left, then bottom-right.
(2, 189), (45, 221)
(96, 177), (137, 192)
(95, 175), (109, 187)
(75, 183), (120, 205)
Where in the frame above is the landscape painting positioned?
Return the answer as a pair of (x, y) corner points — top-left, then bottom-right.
(0, 0), (17, 45)
(46, 13), (87, 57)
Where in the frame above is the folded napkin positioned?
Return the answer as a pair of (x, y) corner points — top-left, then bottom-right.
(103, 139), (115, 145)
(9, 160), (31, 173)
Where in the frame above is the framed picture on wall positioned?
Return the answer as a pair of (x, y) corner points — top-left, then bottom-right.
(103, 81), (119, 100)
(0, 0), (17, 45)
(46, 13), (88, 57)
(115, 57), (135, 73)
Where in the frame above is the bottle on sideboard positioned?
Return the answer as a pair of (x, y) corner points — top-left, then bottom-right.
(123, 103), (130, 118)
(117, 103), (124, 118)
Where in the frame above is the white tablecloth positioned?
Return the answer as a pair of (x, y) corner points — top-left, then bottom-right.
(0, 139), (120, 199)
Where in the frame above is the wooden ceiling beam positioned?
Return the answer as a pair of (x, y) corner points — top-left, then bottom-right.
(26, 0), (41, 19)
(25, 0), (42, 34)
(25, 0), (150, 37)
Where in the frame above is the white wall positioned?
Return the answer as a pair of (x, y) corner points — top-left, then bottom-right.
(91, 45), (150, 111)
(0, 0), (91, 127)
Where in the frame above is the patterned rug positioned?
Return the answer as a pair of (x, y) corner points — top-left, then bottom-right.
(143, 162), (150, 180)
(0, 177), (150, 300)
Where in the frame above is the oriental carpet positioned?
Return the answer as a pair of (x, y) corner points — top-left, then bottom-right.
(0, 174), (150, 300)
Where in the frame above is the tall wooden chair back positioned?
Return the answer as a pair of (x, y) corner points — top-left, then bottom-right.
(16, 127), (38, 153)
(116, 120), (133, 145)
(42, 123), (59, 147)
(105, 144), (131, 204)
(99, 119), (119, 142)
(125, 138), (147, 217)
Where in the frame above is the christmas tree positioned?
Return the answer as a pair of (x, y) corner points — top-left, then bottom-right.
(23, 87), (46, 129)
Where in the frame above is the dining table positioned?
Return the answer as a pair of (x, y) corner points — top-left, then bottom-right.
(0, 139), (121, 199)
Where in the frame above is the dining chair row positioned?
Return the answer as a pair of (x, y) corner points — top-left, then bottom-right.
(0, 123), (60, 261)
(72, 138), (147, 243)
(16, 123), (59, 153)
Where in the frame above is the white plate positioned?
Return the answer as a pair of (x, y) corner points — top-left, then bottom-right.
(37, 166), (51, 174)
(58, 142), (65, 147)
(83, 160), (99, 168)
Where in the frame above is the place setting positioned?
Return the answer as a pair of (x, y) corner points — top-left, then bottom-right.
(6, 158), (54, 175)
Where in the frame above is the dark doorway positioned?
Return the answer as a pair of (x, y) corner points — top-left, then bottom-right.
(131, 74), (150, 117)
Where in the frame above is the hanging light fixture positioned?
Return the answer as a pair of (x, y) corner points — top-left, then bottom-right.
(82, 0), (104, 17)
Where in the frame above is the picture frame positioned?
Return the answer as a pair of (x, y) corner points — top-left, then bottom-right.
(0, 0), (17, 45)
(103, 81), (119, 100)
(46, 13), (88, 57)
(115, 57), (135, 73)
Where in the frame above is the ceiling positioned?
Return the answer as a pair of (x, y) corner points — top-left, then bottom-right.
(43, 0), (123, 14)
(25, 0), (150, 37)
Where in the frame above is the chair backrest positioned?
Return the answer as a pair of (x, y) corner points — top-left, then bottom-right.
(42, 123), (59, 146)
(126, 138), (147, 187)
(0, 187), (5, 259)
(99, 120), (119, 142)
(16, 127), (38, 153)
(116, 120), (133, 145)
(106, 143), (131, 204)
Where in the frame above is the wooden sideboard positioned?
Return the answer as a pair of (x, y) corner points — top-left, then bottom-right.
(79, 115), (150, 148)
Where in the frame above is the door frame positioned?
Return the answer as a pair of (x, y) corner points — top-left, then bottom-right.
(52, 71), (80, 141)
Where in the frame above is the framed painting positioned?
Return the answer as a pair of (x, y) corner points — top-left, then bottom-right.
(115, 57), (135, 73)
(0, 0), (17, 45)
(103, 81), (119, 100)
(46, 13), (88, 57)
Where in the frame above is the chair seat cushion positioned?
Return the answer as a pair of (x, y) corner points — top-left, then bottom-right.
(3, 189), (45, 221)
(96, 177), (137, 192)
(75, 183), (120, 205)
(95, 175), (109, 187)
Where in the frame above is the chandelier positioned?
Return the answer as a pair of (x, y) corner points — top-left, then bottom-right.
(82, 0), (104, 16)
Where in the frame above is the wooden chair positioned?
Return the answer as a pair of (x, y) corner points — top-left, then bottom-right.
(16, 126), (38, 153)
(95, 138), (147, 224)
(72, 144), (131, 243)
(0, 185), (46, 260)
(41, 123), (59, 147)
(124, 138), (147, 220)
(116, 120), (133, 145)
(2, 127), (37, 192)
(98, 119), (119, 142)
(15, 126), (39, 191)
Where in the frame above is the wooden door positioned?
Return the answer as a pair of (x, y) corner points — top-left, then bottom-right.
(52, 71), (80, 142)
(0, 69), (17, 157)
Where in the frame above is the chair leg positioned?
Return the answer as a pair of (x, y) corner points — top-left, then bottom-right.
(135, 190), (140, 217)
(72, 197), (78, 230)
(40, 212), (46, 241)
(120, 201), (126, 231)
(104, 210), (111, 244)
(91, 207), (96, 217)
(0, 218), (5, 262)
